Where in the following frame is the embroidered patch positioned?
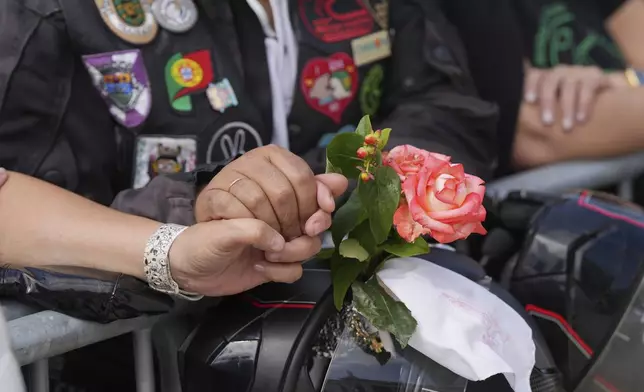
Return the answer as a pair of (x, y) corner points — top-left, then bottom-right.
(82, 49), (151, 128)
(301, 53), (358, 124)
(317, 124), (355, 148)
(206, 78), (239, 113)
(362, 0), (389, 29)
(206, 122), (263, 164)
(165, 50), (214, 112)
(133, 136), (197, 189)
(351, 30), (391, 67)
(151, 0), (198, 33)
(360, 64), (383, 116)
(94, 0), (158, 45)
(298, 0), (374, 43)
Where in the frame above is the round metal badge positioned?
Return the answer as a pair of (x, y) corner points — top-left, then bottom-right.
(95, 0), (158, 45)
(151, 0), (198, 33)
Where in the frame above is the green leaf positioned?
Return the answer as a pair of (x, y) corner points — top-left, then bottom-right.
(355, 115), (373, 137)
(326, 133), (365, 179)
(348, 220), (377, 255)
(351, 279), (417, 347)
(374, 149), (383, 166)
(383, 236), (430, 258)
(316, 248), (335, 260)
(377, 128), (391, 150)
(331, 190), (367, 246)
(339, 239), (369, 262)
(325, 156), (342, 175)
(331, 254), (366, 310)
(358, 166), (401, 244)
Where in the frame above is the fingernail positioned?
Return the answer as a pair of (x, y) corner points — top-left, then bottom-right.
(0, 168), (6, 175)
(307, 219), (323, 236)
(270, 235), (285, 252)
(576, 112), (586, 122)
(542, 110), (554, 125)
(525, 92), (536, 103)
(254, 263), (266, 272)
(562, 117), (573, 131)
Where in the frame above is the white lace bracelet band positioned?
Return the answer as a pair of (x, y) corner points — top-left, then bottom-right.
(143, 223), (204, 301)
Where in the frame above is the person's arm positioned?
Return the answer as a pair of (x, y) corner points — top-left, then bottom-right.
(0, 0), (74, 176)
(0, 171), (159, 279)
(513, 87), (644, 168)
(0, 169), (326, 296)
(377, 0), (499, 181)
(606, 0), (644, 68)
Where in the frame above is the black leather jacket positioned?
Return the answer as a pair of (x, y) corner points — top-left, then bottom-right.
(0, 0), (501, 321)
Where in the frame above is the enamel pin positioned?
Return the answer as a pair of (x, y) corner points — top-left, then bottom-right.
(151, 0), (198, 33)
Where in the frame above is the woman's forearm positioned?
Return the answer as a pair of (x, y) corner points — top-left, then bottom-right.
(607, 0), (644, 68)
(0, 171), (160, 279)
(514, 87), (644, 168)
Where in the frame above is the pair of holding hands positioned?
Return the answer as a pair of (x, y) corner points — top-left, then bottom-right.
(169, 146), (348, 297)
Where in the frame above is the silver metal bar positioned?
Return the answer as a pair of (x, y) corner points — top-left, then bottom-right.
(487, 152), (644, 200)
(9, 310), (162, 366)
(134, 329), (155, 392)
(29, 359), (49, 392)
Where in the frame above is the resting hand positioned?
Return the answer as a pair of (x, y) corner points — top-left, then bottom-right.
(195, 145), (348, 240)
(168, 218), (319, 296)
(524, 65), (629, 131)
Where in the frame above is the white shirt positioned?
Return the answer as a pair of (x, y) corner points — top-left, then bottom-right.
(246, 0), (298, 150)
(0, 310), (25, 392)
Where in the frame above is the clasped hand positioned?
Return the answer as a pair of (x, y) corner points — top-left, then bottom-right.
(169, 146), (348, 296)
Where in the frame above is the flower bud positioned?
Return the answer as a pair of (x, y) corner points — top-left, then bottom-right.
(364, 134), (378, 145)
(356, 147), (369, 159)
(360, 172), (371, 182)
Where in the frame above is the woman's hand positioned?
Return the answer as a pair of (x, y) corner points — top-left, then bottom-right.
(168, 218), (319, 296)
(524, 65), (629, 131)
(195, 145), (348, 240)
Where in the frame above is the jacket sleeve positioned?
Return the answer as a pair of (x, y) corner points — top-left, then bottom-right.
(110, 174), (198, 226)
(0, 0), (74, 176)
(379, 0), (499, 181)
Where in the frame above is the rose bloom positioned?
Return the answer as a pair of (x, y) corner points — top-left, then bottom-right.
(385, 145), (487, 244)
(384, 145), (451, 181)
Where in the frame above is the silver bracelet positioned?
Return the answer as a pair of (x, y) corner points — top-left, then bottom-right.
(143, 223), (204, 301)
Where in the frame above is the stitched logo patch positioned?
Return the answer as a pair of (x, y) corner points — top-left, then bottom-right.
(351, 30), (391, 67)
(133, 135), (197, 189)
(94, 0), (158, 44)
(298, 0), (374, 43)
(82, 49), (152, 128)
(301, 52), (358, 123)
(360, 64), (383, 116)
(165, 50), (214, 112)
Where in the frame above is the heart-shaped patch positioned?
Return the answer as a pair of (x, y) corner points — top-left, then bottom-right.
(301, 52), (358, 124)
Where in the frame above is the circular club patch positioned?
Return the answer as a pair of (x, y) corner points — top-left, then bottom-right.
(206, 122), (263, 164)
(95, 0), (158, 45)
(151, 0), (198, 33)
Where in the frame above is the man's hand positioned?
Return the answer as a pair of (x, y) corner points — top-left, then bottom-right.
(169, 218), (318, 296)
(195, 145), (348, 240)
(524, 65), (629, 131)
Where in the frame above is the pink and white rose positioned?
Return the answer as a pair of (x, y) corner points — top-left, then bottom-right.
(385, 145), (487, 244)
